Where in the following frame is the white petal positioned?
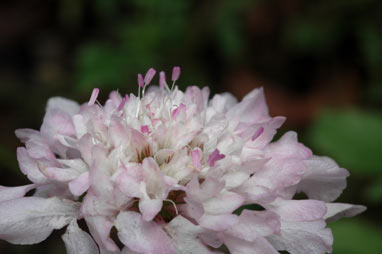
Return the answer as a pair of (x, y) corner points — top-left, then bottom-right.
(115, 211), (176, 254)
(297, 156), (350, 202)
(62, 220), (99, 254)
(224, 235), (278, 254)
(0, 197), (80, 244)
(165, 215), (214, 254)
(46, 97), (80, 115)
(324, 203), (366, 223)
(85, 215), (119, 252)
(267, 220), (333, 254)
(0, 184), (36, 202)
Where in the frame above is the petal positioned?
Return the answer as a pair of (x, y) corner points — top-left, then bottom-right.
(199, 214), (238, 231)
(268, 199), (327, 222)
(17, 147), (47, 184)
(324, 203), (366, 223)
(224, 236), (279, 254)
(203, 191), (244, 214)
(297, 156), (350, 202)
(62, 220), (99, 254)
(227, 210), (280, 241)
(139, 198), (163, 221)
(0, 197), (80, 244)
(165, 215), (214, 254)
(69, 171), (90, 196)
(115, 211), (176, 254)
(46, 97), (80, 115)
(85, 216), (119, 252)
(267, 220), (333, 254)
(0, 184), (36, 202)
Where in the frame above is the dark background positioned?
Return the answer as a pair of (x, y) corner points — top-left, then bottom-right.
(0, 0), (381, 253)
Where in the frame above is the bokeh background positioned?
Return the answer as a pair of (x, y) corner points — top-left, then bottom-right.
(0, 0), (381, 253)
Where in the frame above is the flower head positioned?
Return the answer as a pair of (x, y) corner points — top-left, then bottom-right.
(0, 67), (365, 253)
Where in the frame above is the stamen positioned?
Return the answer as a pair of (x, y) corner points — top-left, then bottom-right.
(88, 88), (99, 106)
(117, 94), (129, 111)
(171, 66), (181, 82)
(141, 125), (150, 135)
(144, 68), (156, 86)
(165, 199), (179, 215)
(159, 71), (166, 89)
(138, 73), (144, 88)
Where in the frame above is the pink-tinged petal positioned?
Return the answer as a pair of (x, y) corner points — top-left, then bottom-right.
(72, 114), (87, 139)
(69, 171), (90, 196)
(227, 87), (270, 123)
(203, 191), (245, 214)
(17, 147), (47, 184)
(138, 73), (144, 88)
(62, 220), (99, 254)
(191, 148), (202, 169)
(227, 210), (280, 241)
(267, 220), (333, 254)
(144, 68), (156, 86)
(297, 156), (350, 202)
(235, 180), (276, 204)
(268, 199), (327, 222)
(41, 166), (82, 182)
(46, 97), (80, 115)
(267, 131), (312, 159)
(184, 86), (210, 113)
(207, 149), (225, 166)
(85, 216), (119, 252)
(159, 71), (166, 88)
(112, 164), (142, 198)
(0, 184), (36, 202)
(88, 88), (100, 106)
(115, 211), (176, 254)
(81, 191), (116, 217)
(324, 203), (366, 223)
(224, 236), (279, 254)
(171, 66), (181, 81)
(253, 158), (306, 191)
(41, 108), (76, 139)
(251, 127), (264, 141)
(171, 103), (186, 119)
(184, 197), (204, 219)
(199, 214), (238, 231)
(164, 215), (214, 254)
(15, 128), (41, 143)
(139, 198), (163, 221)
(0, 197), (80, 244)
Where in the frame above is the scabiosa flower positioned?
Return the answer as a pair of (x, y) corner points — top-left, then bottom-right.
(0, 67), (365, 254)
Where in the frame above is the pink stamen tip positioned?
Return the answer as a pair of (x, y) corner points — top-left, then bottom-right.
(140, 125), (150, 134)
(88, 88), (99, 106)
(138, 74), (144, 88)
(171, 103), (186, 119)
(117, 95), (129, 111)
(171, 66), (181, 81)
(144, 68), (156, 86)
(207, 149), (225, 167)
(159, 71), (166, 88)
(191, 149), (201, 168)
(251, 127), (264, 141)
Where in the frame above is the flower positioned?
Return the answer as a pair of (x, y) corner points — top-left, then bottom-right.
(0, 67), (365, 254)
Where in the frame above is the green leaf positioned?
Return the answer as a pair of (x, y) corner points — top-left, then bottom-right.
(307, 108), (382, 175)
(330, 218), (382, 253)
